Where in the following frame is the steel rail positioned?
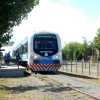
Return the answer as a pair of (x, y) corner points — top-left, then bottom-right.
(32, 73), (100, 100)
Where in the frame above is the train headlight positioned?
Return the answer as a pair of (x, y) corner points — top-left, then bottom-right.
(53, 55), (59, 59)
(34, 55), (38, 59)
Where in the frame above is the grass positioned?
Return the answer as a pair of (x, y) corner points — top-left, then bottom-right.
(0, 79), (11, 100)
(0, 90), (8, 100)
(0, 76), (36, 100)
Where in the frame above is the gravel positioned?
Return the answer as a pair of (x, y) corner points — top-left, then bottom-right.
(0, 74), (94, 100)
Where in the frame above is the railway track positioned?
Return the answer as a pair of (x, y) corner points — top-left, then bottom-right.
(68, 84), (100, 100)
(32, 72), (100, 100)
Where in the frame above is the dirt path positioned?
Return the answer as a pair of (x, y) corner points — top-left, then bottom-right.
(0, 74), (95, 100)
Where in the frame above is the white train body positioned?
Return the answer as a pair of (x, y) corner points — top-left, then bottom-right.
(12, 32), (62, 72)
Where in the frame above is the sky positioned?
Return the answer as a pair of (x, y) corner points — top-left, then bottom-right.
(3, 0), (100, 53)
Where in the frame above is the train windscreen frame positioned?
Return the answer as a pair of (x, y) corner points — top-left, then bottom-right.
(33, 34), (58, 56)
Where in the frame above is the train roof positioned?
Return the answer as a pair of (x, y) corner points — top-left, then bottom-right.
(34, 31), (58, 35)
(29, 31), (59, 38)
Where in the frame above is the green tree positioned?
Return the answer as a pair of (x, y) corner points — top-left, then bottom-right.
(63, 42), (85, 61)
(94, 28), (100, 59)
(89, 42), (96, 61)
(75, 43), (85, 60)
(82, 38), (89, 61)
(94, 28), (100, 50)
(0, 0), (39, 48)
(62, 41), (94, 61)
(62, 44), (69, 60)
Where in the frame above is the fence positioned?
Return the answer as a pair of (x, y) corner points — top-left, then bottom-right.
(60, 60), (100, 78)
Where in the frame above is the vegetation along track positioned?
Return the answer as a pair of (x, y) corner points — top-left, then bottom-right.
(32, 73), (99, 100)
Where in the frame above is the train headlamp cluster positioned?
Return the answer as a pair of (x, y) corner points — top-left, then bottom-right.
(52, 55), (59, 59)
(34, 55), (38, 59)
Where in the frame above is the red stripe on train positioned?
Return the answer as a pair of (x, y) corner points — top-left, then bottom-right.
(28, 64), (61, 72)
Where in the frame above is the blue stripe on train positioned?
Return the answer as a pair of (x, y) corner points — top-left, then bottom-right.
(39, 58), (53, 64)
(33, 57), (60, 64)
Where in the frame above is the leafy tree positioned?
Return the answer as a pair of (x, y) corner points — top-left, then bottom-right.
(62, 44), (69, 60)
(0, 0), (39, 48)
(63, 42), (84, 60)
(94, 28), (100, 60)
(94, 28), (100, 51)
(68, 42), (77, 60)
(88, 42), (97, 61)
(82, 38), (90, 61)
(62, 42), (91, 61)
(75, 43), (85, 60)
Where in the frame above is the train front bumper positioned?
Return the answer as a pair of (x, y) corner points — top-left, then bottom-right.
(28, 59), (61, 71)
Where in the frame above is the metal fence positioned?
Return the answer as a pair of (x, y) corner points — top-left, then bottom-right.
(60, 60), (100, 78)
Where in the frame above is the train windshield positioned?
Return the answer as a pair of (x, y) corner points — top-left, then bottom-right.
(33, 34), (58, 56)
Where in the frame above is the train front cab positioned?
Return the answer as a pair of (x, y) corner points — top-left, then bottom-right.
(28, 33), (62, 72)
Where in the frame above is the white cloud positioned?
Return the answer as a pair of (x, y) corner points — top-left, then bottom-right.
(12, 0), (96, 48)
(95, 16), (100, 29)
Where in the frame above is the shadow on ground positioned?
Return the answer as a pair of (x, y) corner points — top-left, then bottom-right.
(0, 84), (72, 94)
(33, 71), (59, 75)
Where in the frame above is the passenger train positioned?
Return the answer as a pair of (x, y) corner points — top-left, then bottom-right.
(12, 31), (62, 72)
